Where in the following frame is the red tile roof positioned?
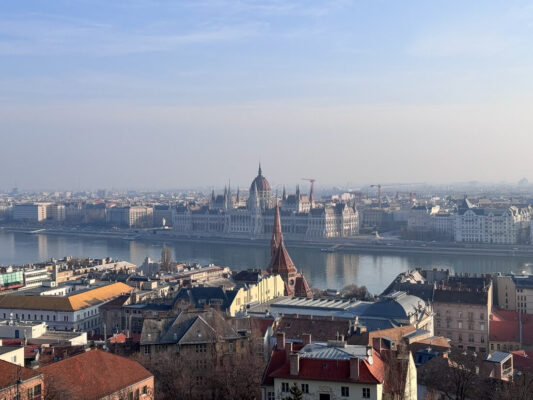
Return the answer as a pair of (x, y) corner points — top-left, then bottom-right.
(490, 320), (520, 342)
(0, 359), (42, 391)
(262, 346), (384, 386)
(512, 350), (533, 374)
(40, 349), (153, 399)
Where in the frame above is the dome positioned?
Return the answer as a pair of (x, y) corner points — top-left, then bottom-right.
(250, 164), (271, 192)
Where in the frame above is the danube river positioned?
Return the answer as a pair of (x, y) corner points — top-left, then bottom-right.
(1, 231), (532, 294)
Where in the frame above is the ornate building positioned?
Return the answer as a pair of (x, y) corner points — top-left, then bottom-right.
(172, 165), (359, 239)
(268, 204), (312, 297)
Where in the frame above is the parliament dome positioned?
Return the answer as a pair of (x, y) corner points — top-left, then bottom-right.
(250, 164), (271, 192)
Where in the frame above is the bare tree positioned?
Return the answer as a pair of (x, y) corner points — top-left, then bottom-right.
(340, 284), (373, 300)
(160, 244), (172, 273)
(419, 348), (481, 400)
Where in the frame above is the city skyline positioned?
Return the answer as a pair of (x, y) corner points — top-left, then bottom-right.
(2, 1), (533, 189)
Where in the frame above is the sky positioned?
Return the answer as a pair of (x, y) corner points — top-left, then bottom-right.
(1, 0), (533, 191)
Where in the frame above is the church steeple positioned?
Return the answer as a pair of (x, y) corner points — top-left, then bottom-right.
(271, 204), (283, 258)
(258, 163), (262, 176)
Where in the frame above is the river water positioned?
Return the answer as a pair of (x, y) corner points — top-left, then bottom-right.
(1, 231), (532, 295)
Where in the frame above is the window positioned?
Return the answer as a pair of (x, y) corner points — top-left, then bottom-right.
(480, 323), (485, 331)
(228, 342), (235, 353)
(267, 392), (275, 400)
(341, 386), (349, 397)
(281, 382), (289, 393)
(144, 346), (151, 354)
(301, 384), (309, 394)
(468, 334), (474, 343)
(362, 387), (371, 398)
(491, 344), (494, 350)
(142, 386), (147, 395)
(480, 313), (484, 320)
(195, 344), (207, 353)
(33, 384), (42, 396)
(458, 321), (462, 329)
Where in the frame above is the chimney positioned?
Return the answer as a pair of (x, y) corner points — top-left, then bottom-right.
(286, 342), (293, 361)
(349, 357), (359, 380)
(276, 332), (285, 350)
(301, 333), (312, 346)
(372, 337), (381, 352)
(290, 353), (300, 376)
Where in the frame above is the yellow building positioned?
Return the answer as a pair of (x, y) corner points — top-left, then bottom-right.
(229, 274), (284, 317)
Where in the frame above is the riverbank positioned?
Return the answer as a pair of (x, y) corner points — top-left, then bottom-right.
(3, 225), (533, 259)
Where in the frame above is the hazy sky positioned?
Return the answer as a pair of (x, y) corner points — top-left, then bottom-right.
(1, 0), (533, 191)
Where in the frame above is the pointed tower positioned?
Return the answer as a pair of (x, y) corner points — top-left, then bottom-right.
(296, 185), (300, 199)
(282, 186), (287, 201)
(271, 204), (283, 257)
(258, 162), (262, 176)
(236, 187), (240, 204)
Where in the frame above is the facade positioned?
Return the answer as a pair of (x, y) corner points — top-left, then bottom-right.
(13, 203), (48, 222)
(0, 268), (24, 291)
(262, 333), (418, 400)
(173, 166), (358, 240)
(46, 204), (66, 222)
(454, 200), (532, 244)
(0, 282), (133, 332)
(494, 274), (533, 314)
(106, 206), (154, 228)
(433, 277), (492, 353)
(229, 274), (284, 316)
(23, 268), (51, 288)
(0, 346), (24, 367)
(407, 205), (439, 233)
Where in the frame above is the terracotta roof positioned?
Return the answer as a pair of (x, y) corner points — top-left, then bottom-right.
(511, 350), (533, 374)
(348, 325), (416, 346)
(0, 359), (42, 391)
(0, 283), (133, 312)
(40, 349), (152, 399)
(269, 241), (297, 275)
(294, 275), (312, 298)
(263, 346), (384, 385)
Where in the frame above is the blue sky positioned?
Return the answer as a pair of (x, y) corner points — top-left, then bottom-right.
(1, 0), (533, 190)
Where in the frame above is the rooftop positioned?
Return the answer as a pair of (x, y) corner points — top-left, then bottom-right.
(0, 282), (133, 311)
(39, 349), (152, 399)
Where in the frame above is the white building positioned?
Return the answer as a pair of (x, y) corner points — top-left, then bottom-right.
(13, 203), (48, 222)
(454, 200), (532, 245)
(23, 268), (51, 289)
(0, 282), (132, 333)
(261, 333), (417, 400)
(46, 204), (66, 222)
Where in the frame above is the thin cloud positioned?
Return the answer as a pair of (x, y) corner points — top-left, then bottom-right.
(0, 15), (265, 56)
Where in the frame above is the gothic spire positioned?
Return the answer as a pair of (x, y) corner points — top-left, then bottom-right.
(271, 203), (283, 258)
(258, 162), (262, 176)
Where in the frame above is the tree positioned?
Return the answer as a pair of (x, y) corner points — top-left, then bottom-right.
(340, 284), (373, 300)
(419, 348), (482, 400)
(283, 383), (303, 400)
(160, 244), (172, 273)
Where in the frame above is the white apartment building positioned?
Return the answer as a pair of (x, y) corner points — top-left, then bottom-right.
(13, 203), (49, 222)
(23, 268), (51, 288)
(455, 205), (532, 245)
(46, 204), (66, 222)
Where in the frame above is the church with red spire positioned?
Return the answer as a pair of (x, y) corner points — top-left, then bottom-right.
(268, 204), (312, 298)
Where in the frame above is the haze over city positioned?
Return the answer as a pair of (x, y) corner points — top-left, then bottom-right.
(2, 0), (533, 190)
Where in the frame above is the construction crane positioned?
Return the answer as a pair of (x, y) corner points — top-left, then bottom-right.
(370, 183), (423, 209)
(301, 178), (316, 204)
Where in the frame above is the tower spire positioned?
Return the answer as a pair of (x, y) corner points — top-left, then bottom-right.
(258, 162), (262, 176)
(270, 203), (283, 258)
